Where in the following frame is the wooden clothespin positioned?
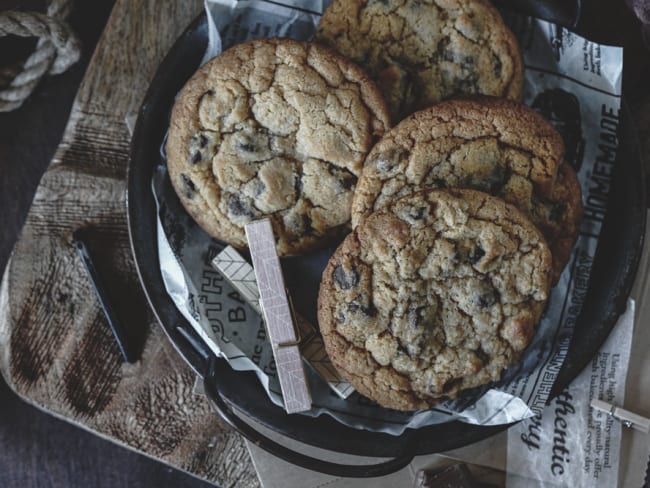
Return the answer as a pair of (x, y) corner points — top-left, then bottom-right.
(244, 219), (312, 414)
(212, 245), (355, 399)
(591, 399), (650, 433)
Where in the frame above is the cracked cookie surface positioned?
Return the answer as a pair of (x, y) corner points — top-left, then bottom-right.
(352, 97), (581, 283)
(166, 38), (391, 255)
(318, 189), (552, 410)
(315, 0), (523, 120)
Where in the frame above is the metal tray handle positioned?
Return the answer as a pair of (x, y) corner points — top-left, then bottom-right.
(203, 356), (417, 478)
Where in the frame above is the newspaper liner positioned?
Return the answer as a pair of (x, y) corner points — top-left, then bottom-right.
(151, 0), (624, 434)
(506, 299), (635, 487)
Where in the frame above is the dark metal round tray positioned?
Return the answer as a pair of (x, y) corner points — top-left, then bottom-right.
(127, 13), (646, 477)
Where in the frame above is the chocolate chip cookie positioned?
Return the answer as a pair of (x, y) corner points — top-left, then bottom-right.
(315, 0), (523, 119)
(351, 97), (581, 283)
(166, 38), (391, 255)
(318, 189), (552, 410)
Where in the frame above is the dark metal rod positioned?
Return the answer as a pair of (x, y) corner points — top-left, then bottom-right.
(73, 228), (139, 363)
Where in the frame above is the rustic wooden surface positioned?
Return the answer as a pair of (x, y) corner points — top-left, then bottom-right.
(0, 0), (258, 486)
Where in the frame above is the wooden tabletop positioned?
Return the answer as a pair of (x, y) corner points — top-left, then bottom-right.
(0, 0), (257, 486)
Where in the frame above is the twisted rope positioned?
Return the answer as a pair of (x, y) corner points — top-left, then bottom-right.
(0, 0), (80, 112)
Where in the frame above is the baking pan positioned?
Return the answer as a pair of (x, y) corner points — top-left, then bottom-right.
(127, 7), (646, 477)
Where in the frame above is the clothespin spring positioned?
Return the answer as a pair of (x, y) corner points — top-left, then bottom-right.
(591, 399), (650, 433)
